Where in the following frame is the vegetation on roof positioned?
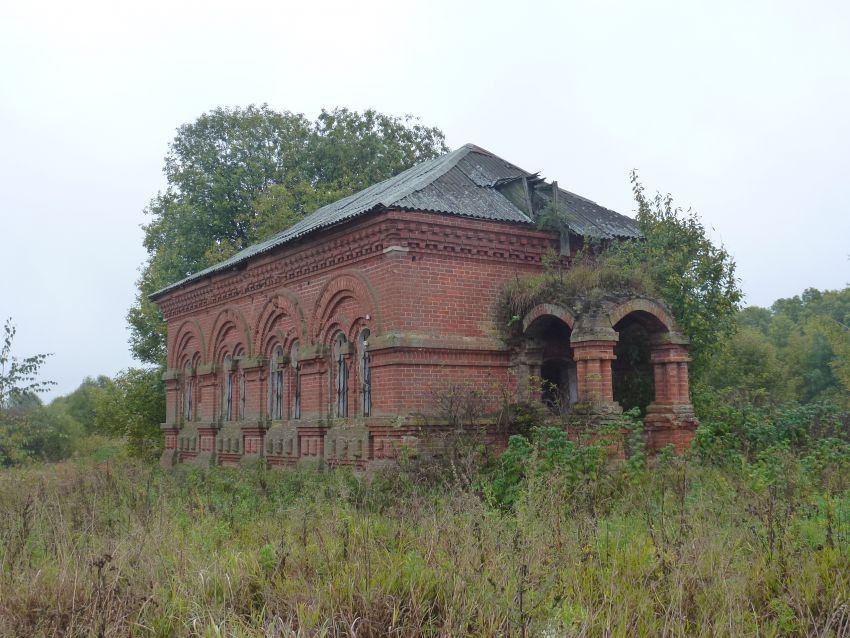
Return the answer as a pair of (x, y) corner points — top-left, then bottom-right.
(496, 172), (742, 389)
(496, 249), (657, 334)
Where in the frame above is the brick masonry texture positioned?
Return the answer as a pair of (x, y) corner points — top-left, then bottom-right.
(156, 209), (697, 469)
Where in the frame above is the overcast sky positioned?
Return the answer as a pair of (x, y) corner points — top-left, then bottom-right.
(2, 0), (848, 400)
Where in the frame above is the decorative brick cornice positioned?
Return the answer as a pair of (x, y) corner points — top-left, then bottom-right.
(156, 211), (558, 320)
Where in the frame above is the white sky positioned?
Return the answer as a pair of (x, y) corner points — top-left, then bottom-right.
(2, 0), (848, 400)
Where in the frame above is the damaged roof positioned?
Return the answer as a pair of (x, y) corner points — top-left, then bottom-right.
(152, 143), (642, 298)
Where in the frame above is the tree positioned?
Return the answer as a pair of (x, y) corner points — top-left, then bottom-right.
(0, 318), (57, 466)
(94, 368), (166, 461)
(704, 286), (850, 407)
(703, 326), (793, 406)
(49, 375), (112, 433)
(0, 318), (54, 410)
(605, 173), (743, 379)
(130, 105), (449, 365)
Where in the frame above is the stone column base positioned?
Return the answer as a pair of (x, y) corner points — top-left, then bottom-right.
(644, 404), (698, 454)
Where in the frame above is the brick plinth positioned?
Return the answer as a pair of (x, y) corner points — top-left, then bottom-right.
(644, 406), (698, 453)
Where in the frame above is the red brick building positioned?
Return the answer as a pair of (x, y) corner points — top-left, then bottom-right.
(152, 144), (697, 468)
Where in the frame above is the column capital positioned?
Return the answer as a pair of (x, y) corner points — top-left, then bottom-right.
(571, 326), (618, 343)
(650, 343), (690, 364)
(572, 340), (618, 361)
(650, 331), (690, 346)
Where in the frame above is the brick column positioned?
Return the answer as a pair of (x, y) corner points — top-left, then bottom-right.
(649, 343), (690, 406)
(191, 363), (220, 467)
(521, 344), (544, 403)
(163, 370), (181, 425)
(160, 369), (181, 468)
(239, 356), (268, 467)
(645, 333), (698, 453)
(570, 326), (621, 415)
(196, 363), (219, 423)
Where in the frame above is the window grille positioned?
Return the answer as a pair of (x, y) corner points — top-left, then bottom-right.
(268, 346), (284, 420)
(223, 354), (233, 421)
(290, 342), (301, 420)
(334, 333), (348, 418)
(359, 329), (371, 416)
(239, 366), (246, 420)
(183, 361), (193, 421)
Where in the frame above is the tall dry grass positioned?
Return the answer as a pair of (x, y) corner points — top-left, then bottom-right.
(0, 454), (848, 637)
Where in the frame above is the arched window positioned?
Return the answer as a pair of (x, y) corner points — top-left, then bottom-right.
(290, 341), (301, 420)
(334, 333), (348, 418)
(183, 361), (194, 422)
(359, 329), (371, 417)
(223, 354), (233, 421)
(268, 346), (284, 420)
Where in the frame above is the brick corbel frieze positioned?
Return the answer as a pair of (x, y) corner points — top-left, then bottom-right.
(155, 211), (560, 321)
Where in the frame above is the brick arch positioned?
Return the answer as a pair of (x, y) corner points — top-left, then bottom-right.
(171, 319), (206, 368)
(522, 303), (576, 332)
(347, 316), (371, 343)
(607, 298), (676, 333)
(208, 307), (252, 362)
(261, 326), (299, 361)
(254, 291), (307, 355)
(312, 270), (383, 341)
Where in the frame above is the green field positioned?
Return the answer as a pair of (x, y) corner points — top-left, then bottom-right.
(1, 439), (849, 637)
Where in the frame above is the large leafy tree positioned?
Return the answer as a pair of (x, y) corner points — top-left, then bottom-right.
(94, 368), (165, 461)
(130, 105), (449, 364)
(701, 285), (850, 408)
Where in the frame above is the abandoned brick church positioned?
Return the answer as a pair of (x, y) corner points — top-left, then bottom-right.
(152, 144), (697, 469)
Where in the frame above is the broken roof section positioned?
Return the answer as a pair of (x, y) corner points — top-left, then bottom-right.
(152, 143), (642, 299)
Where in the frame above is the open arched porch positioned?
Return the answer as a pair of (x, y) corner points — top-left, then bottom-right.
(517, 296), (698, 452)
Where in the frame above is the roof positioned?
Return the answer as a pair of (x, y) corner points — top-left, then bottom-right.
(152, 143), (641, 299)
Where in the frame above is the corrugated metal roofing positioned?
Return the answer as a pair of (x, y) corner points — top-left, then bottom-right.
(152, 143), (641, 298)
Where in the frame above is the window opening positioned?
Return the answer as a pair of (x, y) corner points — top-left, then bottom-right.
(359, 329), (371, 417)
(290, 341), (301, 419)
(183, 361), (193, 421)
(223, 354), (233, 421)
(334, 333), (348, 418)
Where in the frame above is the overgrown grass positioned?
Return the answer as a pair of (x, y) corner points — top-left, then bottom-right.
(1, 443), (849, 637)
(496, 251), (657, 334)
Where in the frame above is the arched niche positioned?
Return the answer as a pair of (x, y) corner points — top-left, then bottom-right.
(523, 309), (577, 414)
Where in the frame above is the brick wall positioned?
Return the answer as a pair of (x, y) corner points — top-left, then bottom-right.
(156, 210), (561, 467)
(155, 208), (696, 467)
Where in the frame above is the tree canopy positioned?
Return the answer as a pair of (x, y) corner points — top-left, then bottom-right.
(604, 172), (743, 378)
(129, 105), (449, 364)
(703, 286), (850, 408)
